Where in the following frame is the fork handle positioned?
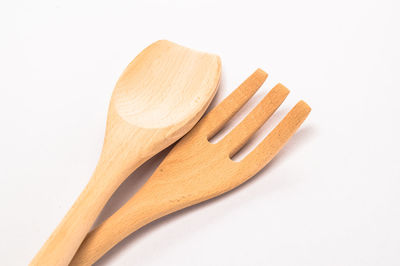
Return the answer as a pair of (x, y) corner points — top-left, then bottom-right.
(30, 157), (139, 266)
(69, 188), (165, 265)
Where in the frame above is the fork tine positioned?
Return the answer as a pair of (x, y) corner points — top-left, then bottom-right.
(239, 100), (311, 172)
(201, 69), (268, 139)
(218, 83), (289, 157)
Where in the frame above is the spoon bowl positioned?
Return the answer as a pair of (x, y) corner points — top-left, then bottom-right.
(113, 40), (219, 128)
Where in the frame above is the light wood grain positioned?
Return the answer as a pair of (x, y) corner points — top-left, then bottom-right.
(70, 69), (311, 265)
(30, 40), (221, 266)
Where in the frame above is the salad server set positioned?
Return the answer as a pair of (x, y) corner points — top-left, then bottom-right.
(31, 40), (310, 265)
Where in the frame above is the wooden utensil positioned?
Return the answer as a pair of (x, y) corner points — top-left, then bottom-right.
(70, 69), (311, 265)
(31, 40), (221, 266)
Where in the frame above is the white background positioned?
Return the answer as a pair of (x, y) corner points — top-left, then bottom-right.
(1, 0), (400, 265)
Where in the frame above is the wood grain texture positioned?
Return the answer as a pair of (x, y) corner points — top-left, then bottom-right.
(30, 40), (221, 266)
(70, 69), (311, 265)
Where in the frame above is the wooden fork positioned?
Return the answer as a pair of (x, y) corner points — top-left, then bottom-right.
(70, 69), (311, 265)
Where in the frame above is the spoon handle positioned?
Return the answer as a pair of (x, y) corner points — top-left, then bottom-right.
(30, 156), (139, 266)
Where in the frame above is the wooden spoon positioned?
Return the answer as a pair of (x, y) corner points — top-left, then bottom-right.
(30, 40), (221, 266)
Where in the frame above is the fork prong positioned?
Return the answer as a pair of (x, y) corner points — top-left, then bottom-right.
(218, 83), (289, 157)
(201, 69), (268, 139)
(239, 100), (311, 172)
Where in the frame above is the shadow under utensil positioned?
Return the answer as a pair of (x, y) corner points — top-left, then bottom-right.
(95, 125), (316, 265)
